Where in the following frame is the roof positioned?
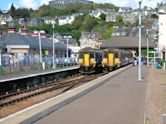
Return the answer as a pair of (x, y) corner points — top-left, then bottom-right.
(1, 33), (29, 47)
(101, 36), (155, 49)
(0, 33), (67, 50)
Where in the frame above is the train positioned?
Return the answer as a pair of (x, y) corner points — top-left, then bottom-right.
(78, 48), (133, 73)
(78, 47), (103, 73)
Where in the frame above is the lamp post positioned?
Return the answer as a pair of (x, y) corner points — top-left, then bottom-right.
(52, 23), (55, 69)
(66, 36), (69, 62)
(64, 35), (71, 63)
(38, 32), (42, 65)
(138, 0), (142, 81)
(147, 29), (149, 65)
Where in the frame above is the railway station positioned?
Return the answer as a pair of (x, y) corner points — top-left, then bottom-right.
(1, 1), (166, 124)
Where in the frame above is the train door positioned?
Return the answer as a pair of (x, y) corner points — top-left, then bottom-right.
(84, 52), (90, 67)
(108, 52), (114, 67)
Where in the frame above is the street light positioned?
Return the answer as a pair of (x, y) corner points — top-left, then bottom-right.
(147, 29), (149, 65)
(52, 23), (55, 69)
(34, 31), (43, 69)
(138, 0), (142, 81)
(64, 35), (72, 63)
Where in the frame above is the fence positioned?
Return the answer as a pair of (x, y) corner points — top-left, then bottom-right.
(1, 54), (78, 75)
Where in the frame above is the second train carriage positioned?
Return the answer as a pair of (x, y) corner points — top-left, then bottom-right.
(102, 49), (132, 72)
(78, 47), (102, 73)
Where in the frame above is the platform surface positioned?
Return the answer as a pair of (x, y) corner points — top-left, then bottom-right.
(31, 66), (148, 124)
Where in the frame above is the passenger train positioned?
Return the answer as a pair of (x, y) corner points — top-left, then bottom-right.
(78, 48), (132, 73)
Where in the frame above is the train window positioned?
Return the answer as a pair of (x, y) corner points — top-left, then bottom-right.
(115, 51), (119, 58)
(90, 52), (94, 58)
(103, 51), (108, 58)
(79, 52), (83, 58)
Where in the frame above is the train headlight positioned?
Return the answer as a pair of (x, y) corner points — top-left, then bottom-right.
(90, 59), (95, 65)
(102, 58), (108, 65)
(79, 59), (83, 65)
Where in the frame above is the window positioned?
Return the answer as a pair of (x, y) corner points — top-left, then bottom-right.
(103, 51), (108, 58)
(115, 51), (119, 58)
(79, 51), (83, 58)
(90, 51), (94, 58)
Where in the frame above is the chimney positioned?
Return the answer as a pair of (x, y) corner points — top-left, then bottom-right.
(8, 27), (15, 33)
(21, 29), (28, 35)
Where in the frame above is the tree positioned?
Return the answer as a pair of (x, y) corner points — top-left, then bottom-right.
(99, 13), (106, 21)
(10, 3), (16, 18)
(116, 15), (124, 27)
(82, 15), (98, 31)
(0, 10), (2, 14)
(15, 8), (31, 19)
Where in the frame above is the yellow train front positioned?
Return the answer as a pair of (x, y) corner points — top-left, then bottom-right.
(78, 48), (102, 74)
(102, 49), (132, 72)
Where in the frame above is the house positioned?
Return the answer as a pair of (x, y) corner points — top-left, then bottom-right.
(44, 17), (58, 25)
(112, 28), (131, 37)
(27, 18), (44, 27)
(121, 12), (136, 24)
(0, 14), (13, 24)
(90, 9), (102, 19)
(106, 11), (118, 22)
(158, 3), (166, 60)
(79, 32), (101, 49)
(79, 10), (92, 15)
(119, 7), (132, 13)
(58, 15), (75, 25)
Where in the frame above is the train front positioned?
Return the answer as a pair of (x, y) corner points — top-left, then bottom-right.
(102, 50), (115, 72)
(78, 50), (96, 73)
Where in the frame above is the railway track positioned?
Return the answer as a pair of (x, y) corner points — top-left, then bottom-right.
(0, 73), (103, 108)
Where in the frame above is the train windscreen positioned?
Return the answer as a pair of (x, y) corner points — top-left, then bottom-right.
(90, 52), (94, 58)
(103, 51), (108, 58)
(79, 51), (83, 58)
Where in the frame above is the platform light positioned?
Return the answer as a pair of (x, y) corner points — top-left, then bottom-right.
(64, 35), (72, 65)
(52, 23), (55, 69)
(138, 0), (143, 81)
(35, 31), (43, 69)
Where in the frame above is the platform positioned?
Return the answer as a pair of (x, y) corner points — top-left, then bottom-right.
(0, 65), (149, 124)
(0, 66), (79, 83)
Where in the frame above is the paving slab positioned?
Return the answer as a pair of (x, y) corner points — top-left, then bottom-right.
(31, 66), (149, 124)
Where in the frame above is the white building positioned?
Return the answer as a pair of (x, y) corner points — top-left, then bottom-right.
(80, 32), (101, 49)
(58, 15), (75, 25)
(158, 4), (166, 60)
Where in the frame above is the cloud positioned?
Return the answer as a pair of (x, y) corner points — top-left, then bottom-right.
(19, 0), (38, 9)
(40, 0), (52, 5)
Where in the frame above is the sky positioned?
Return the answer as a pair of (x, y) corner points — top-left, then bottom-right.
(0, 0), (165, 10)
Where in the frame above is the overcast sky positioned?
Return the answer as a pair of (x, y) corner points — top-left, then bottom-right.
(0, 0), (165, 10)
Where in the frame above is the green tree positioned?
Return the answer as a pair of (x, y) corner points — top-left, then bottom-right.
(82, 15), (98, 31)
(0, 10), (2, 14)
(70, 30), (81, 43)
(15, 8), (31, 19)
(116, 15), (124, 27)
(10, 3), (16, 18)
(99, 13), (106, 21)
